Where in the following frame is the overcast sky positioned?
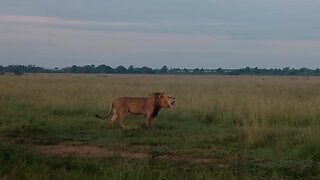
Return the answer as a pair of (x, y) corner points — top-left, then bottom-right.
(0, 0), (319, 69)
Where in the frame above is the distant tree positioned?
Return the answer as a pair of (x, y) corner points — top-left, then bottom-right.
(1, 64), (320, 76)
(229, 69), (240, 75)
(0, 65), (4, 75)
(160, 65), (168, 74)
(298, 68), (311, 75)
(0, 70), (4, 75)
(193, 68), (199, 74)
(127, 65), (136, 74)
(82, 65), (95, 73)
(252, 67), (261, 74)
(170, 68), (181, 74)
(199, 68), (205, 74)
(71, 65), (78, 73)
(115, 66), (127, 74)
(193, 68), (204, 74)
(10, 65), (24, 75)
(141, 66), (155, 74)
(244, 66), (251, 73)
(95, 64), (114, 73)
(26, 64), (47, 73)
(288, 68), (298, 75)
(282, 67), (290, 75)
(216, 68), (224, 74)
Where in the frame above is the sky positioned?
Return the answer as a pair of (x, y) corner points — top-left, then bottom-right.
(0, 0), (319, 69)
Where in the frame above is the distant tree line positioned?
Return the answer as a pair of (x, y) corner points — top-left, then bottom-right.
(1, 64), (320, 76)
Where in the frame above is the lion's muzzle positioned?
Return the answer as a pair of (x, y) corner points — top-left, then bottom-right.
(169, 97), (176, 107)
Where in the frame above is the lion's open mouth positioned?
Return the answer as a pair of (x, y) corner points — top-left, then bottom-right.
(171, 101), (175, 105)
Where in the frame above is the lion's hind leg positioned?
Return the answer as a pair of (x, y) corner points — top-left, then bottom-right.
(117, 111), (127, 129)
(107, 108), (118, 128)
(107, 114), (117, 127)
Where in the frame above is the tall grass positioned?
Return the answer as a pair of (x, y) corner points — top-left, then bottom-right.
(0, 74), (320, 178)
(0, 74), (319, 148)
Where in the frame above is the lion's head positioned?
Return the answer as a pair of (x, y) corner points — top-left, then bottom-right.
(152, 92), (175, 108)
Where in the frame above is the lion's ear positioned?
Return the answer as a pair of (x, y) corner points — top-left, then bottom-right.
(152, 92), (160, 96)
(152, 92), (162, 97)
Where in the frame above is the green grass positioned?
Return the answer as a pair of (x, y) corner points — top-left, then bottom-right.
(0, 144), (319, 180)
(0, 74), (320, 179)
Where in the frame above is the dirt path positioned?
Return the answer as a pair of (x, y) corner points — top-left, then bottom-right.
(27, 142), (150, 159)
(25, 142), (237, 165)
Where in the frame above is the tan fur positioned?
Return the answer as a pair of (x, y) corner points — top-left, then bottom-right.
(96, 92), (175, 129)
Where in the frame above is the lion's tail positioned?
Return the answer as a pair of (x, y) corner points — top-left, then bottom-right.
(95, 104), (113, 119)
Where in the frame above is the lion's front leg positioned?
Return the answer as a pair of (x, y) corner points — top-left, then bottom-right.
(145, 116), (154, 129)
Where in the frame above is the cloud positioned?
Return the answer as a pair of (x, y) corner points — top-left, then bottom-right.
(1, 0), (320, 41)
(0, 15), (238, 39)
(0, 13), (319, 68)
(1, 20), (319, 68)
(0, 15), (151, 28)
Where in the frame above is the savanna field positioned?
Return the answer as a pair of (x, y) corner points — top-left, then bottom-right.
(0, 74), (319, 179)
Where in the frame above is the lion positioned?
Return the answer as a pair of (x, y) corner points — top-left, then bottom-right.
(95, 92), (175, 129)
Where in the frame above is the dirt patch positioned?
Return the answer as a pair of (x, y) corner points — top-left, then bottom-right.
(27, 142), (150, 159)
(25, 142), (237, 165)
